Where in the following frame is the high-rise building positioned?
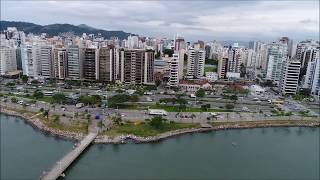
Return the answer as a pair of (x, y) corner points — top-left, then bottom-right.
(295, 40), (319, 60)
(174, 35), (185, 51)
(39, 46), (53, 79)
(187, 47), (205, 78)
(169, 53), (180, 87)
(227, 46), (243, 73)
(16, 47), (22, 71)
(67, 45), (82, 80)
(82, 48), (97, 80)
(299, 48), (319, 80)
(266, 43), (287, 82)
(303, 52), (320, 100)
(98, 46), (117, 82)
(120, 49), (154, 85)
(53, 47), (68, 79)
(245, 49), (257, 68)
(279, 60), (301, 95)
(127, 35), (139, 49)
(217, 56), (228, 79)
(21, 45), (40, 78)
(0, 45), (17, 75)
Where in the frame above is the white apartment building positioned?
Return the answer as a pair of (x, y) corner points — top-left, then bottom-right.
(303, 53), (320, 100)
(255, 42), (268, 71)
(187, 48), (205, 78)
(227, 46), (243, 73)
(0, 45), (17, 75)
(266, 43), (287, 83)
(279, 60), (301, 95)
(21, 45), (41, 78)
(245, 49), (257, 68)
(53, 48), (67, 79)
(168, 53), (181, 87)
(127, 35), (139, 49)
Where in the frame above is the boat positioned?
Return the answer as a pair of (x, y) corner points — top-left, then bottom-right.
(232, 142), (237, 147)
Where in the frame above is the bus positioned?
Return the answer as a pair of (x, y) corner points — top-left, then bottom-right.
(148, 109), (168, 116)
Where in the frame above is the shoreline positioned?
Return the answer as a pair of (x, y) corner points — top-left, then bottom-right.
(1, 108), (319, 144)
(0, 108), (84, 141)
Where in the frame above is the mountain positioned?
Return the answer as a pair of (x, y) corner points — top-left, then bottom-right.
(0, 20), (133, 40)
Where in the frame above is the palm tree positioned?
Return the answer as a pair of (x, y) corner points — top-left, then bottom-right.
(43, 110), (49, 119)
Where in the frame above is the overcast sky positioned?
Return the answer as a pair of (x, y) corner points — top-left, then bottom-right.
(1, 1), (319, 42)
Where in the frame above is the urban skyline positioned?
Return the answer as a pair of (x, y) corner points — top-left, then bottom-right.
(1, 1), (319, 41)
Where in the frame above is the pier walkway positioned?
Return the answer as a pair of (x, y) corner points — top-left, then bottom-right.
(40, 132), (98, 179)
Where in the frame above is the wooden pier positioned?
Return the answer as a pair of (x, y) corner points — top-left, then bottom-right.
(40, 132), (98, 180)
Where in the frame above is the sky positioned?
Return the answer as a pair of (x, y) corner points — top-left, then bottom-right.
(1, 0), (319, 42)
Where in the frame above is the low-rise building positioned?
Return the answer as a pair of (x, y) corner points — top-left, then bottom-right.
(179, 79), (212, 92)
(205, 72), (218, 82)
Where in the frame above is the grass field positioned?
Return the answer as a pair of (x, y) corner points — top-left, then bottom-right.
(37, 114), (89, 134)
(204, 66), (217, 72)
(101, 122), (200, 137)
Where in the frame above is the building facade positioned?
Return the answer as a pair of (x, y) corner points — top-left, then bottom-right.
(187, 48), (205, 78)
(279, 60), (301, 95)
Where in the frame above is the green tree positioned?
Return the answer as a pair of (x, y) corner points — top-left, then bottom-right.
(33, 90), (44, 99)
(78, 95), (101, 105)
(107, 94), (130, 108)
(230, 94), (238, 101)
(155, 79), (161, 87)
(21, 75), (28, 83)
(148, 115), (167, 129)
(225, 104), (234, 110)
(6, 82), (15, 87)
(179, 104), (187, 111)
(11, 97), (18, 103)
(31, 80), (40, 84)
(51, 93), (67, 104)
(195, 88), (205, 98)
(201, 104), (211, 111)
(129, 94), (139, 102)
(42, 110), (49, 119)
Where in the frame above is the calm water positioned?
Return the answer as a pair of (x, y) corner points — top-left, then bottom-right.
(1, 114), (319, 180)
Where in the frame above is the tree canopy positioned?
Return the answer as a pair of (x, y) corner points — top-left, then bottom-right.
(195, 88), (205, 97)
(51, 93), (67, 104)
(148, 115), (167, 129)
(78, 95), (101, 105)
(33, 90), (44, 99)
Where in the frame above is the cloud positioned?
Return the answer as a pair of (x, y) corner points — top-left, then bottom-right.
(1, 1), (319, 41)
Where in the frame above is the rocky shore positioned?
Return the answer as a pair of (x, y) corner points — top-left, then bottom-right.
(1, 108), (319, 144)
(94, 120), (320, 144)
(1, 108), (84, 141)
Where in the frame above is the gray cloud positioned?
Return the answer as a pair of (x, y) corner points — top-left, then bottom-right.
(1, 1), (319, 41)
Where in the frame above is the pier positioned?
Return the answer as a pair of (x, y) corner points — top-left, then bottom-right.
(40, 132), (98, 180)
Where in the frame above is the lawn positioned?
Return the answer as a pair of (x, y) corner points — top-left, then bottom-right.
(38, 114), (89, 134)
(6, 93), (53, 103)
(204, 66), (217, 72)
(101, 122), (200, 137)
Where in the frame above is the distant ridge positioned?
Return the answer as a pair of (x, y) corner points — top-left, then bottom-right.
(0, 20), (134, 40)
